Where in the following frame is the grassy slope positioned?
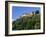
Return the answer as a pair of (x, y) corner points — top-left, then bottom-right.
(12, 14), (40, 30)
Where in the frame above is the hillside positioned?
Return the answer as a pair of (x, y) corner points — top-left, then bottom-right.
(12, 14), (40, 30)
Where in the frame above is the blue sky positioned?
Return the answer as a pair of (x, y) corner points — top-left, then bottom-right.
(12, 6), (40, 21)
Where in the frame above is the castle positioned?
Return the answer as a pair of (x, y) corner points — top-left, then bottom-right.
(21, 11), (39, 17)
(17, 10), (39, 19)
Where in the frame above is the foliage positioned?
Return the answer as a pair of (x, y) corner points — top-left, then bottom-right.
(12, 13), (40, 30)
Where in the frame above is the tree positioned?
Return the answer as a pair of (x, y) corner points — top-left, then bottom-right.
(35, 10), (40, 14)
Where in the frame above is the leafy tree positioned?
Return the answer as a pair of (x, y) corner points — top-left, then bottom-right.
(35, 10), (40, 14)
